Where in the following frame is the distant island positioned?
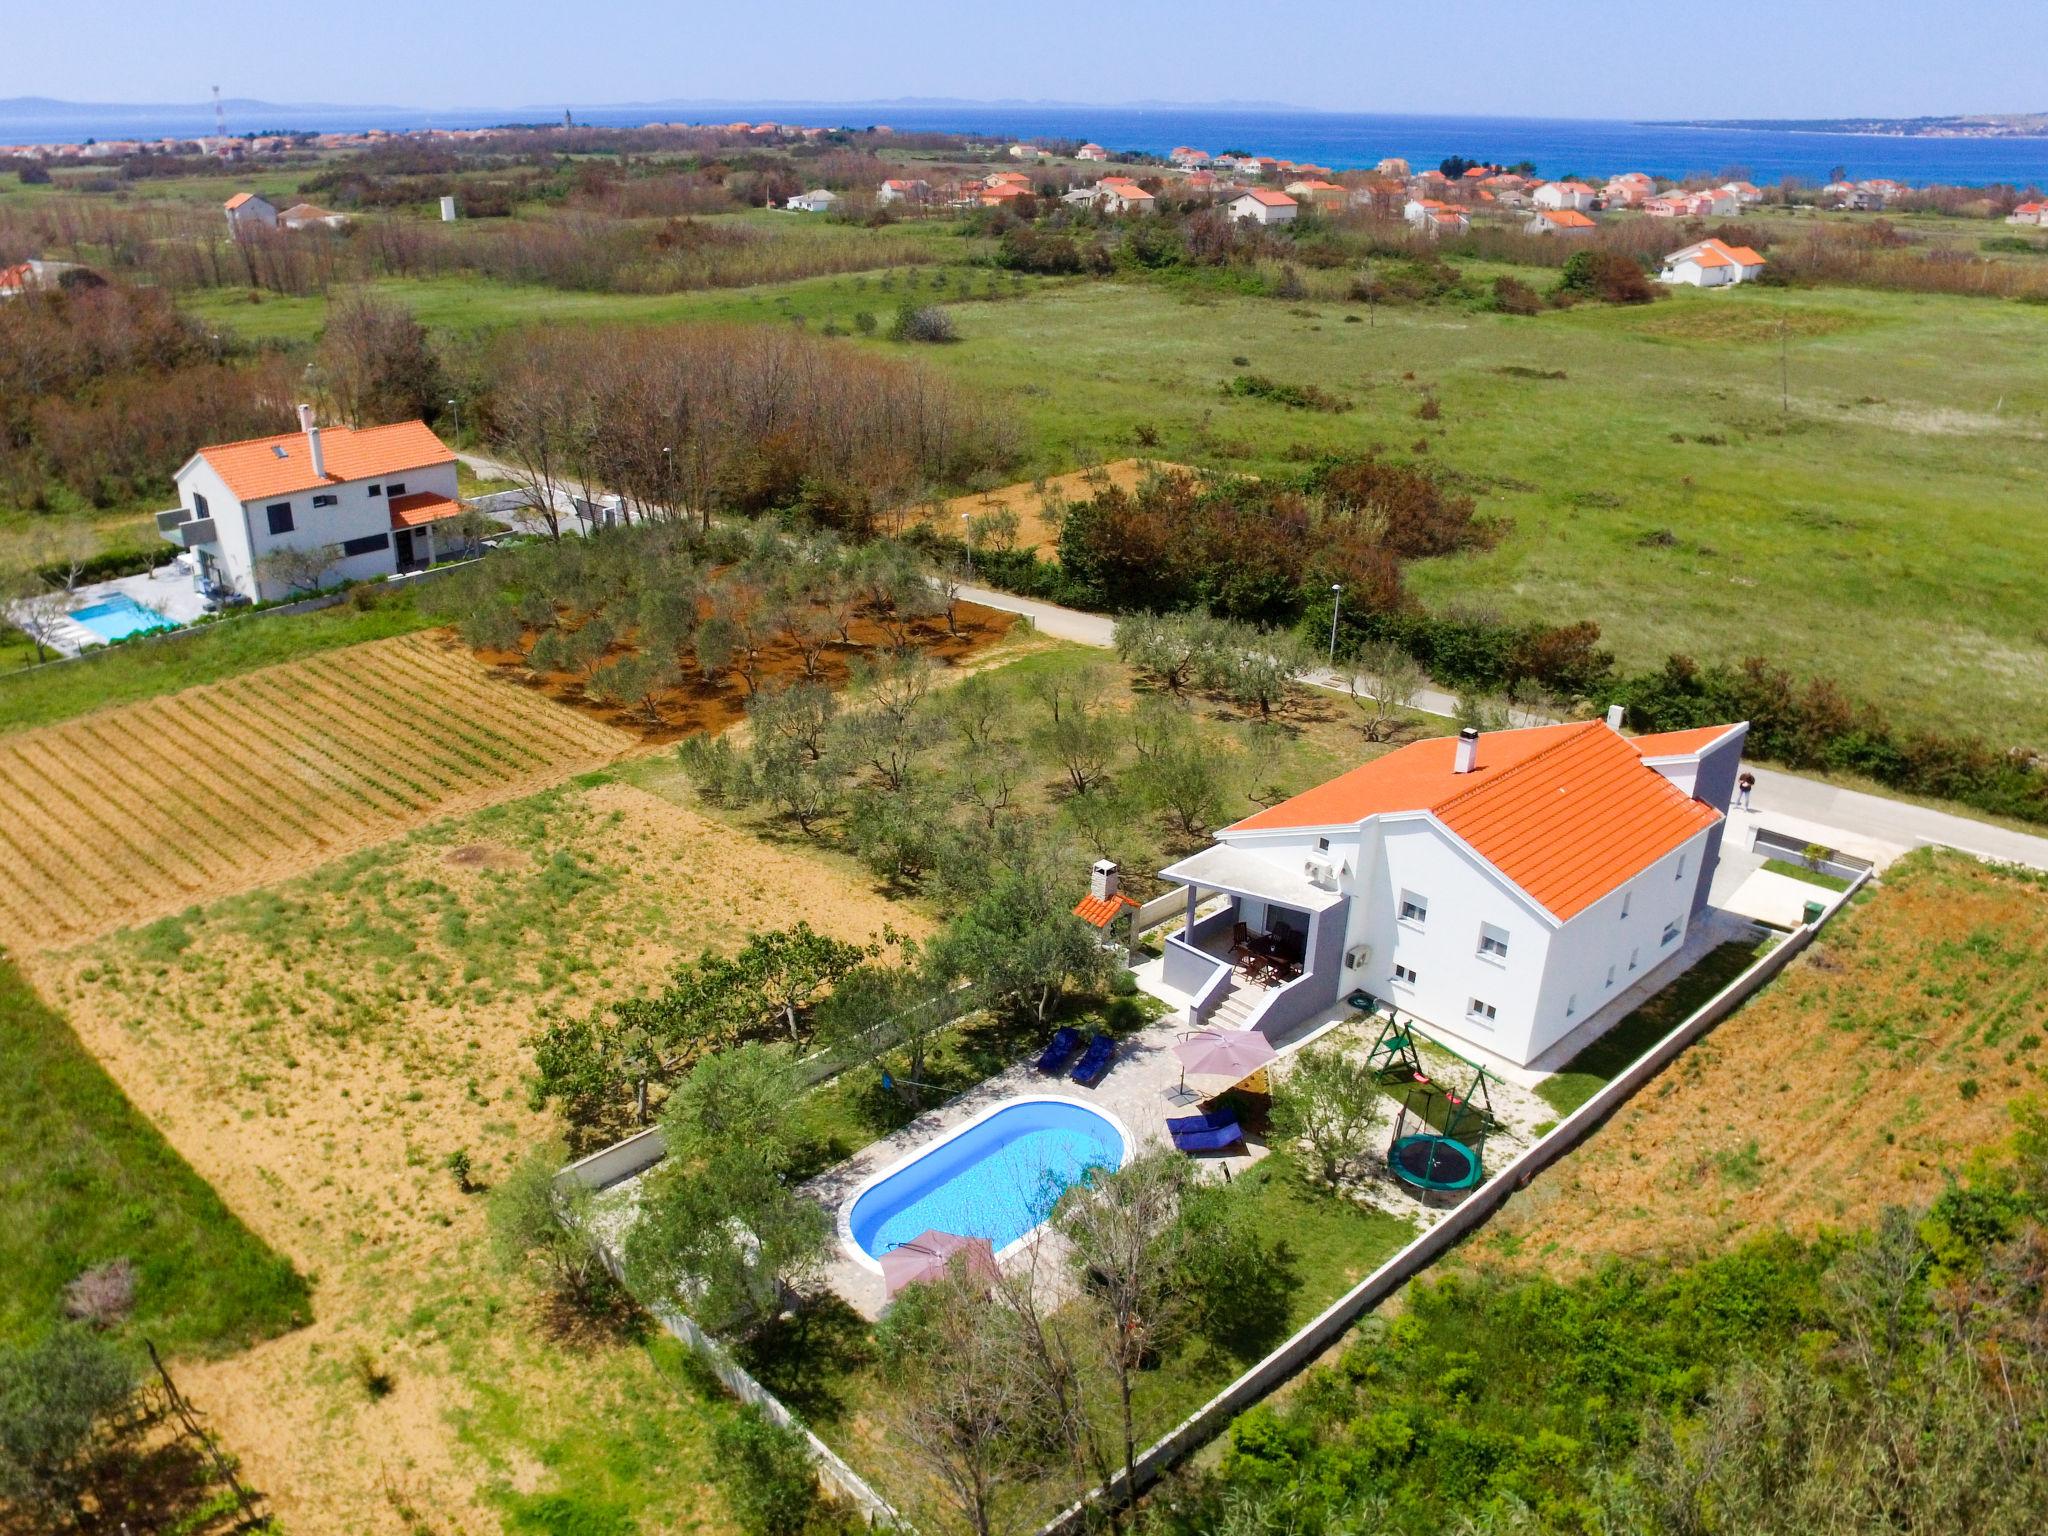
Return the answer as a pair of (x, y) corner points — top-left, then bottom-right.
(1661, 111), (2048, 140)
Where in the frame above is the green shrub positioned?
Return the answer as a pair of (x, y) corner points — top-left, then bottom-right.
(711, 1407), (821, 1536)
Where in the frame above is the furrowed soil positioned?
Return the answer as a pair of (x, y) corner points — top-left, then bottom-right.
(1473, 849), (2048, 1273)
(0, 632), (633, 953)
(909, 458), (1191, 554)
(27, 766), (926, 1536)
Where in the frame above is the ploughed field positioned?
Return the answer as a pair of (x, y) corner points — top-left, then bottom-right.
(0, 632), (632, 951)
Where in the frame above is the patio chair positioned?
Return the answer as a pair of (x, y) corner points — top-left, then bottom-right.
(1033, 1026), (1082, 1074)
(1166, 1107), (1240, 1137)
(1171, 1120), (1245, 1155)
(1070, 1033), (1116, 1087)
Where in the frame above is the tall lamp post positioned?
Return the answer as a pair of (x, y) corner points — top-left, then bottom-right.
(447, 397), (459, 443)
(1327, 583), (1344, 669)
(961, 512), (974, 580)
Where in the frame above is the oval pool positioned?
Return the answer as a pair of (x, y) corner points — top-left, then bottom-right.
(844, 1096), (1130, 1269)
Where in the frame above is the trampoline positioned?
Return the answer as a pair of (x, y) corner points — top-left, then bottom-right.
(1388, 1133), (1483, 1193)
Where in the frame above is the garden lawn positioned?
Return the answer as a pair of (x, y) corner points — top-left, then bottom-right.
(905, 278), (2048, 746)
(0, 953), (308, 1354)
(0, 585), (432, 732)
(1536, 937), (1775, 1117)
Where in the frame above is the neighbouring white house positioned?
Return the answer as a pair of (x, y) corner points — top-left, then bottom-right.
(1531, 179), (1596, 212)
(1169, 145), (1211, 168)
(1075, 142), (1110, 162)
(1404, 197), (1469, 235)
(876, 177), (930, 206)
(1524, 208), (1596, 236)
(785, 188), (841, 213)
(2006, 201), (2048, 226)
(1284, 177), (1347, 209)
(1008, 142), (1046, 160)
(1146, 717), (1749, 1067)
(1065, 176), (1155, 214)
(223, 191), (277, 230)
(157, 407), (462, 603)
(279, 201), (349, 230)
(0, 258), (88, 299)
(1603, 172), (1654, 206)
(1225, 187), (1298, 225)
(1658, 236), (1768, 287)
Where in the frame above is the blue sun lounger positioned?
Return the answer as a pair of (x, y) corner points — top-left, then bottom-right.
(1033, 1026), (1082, 1074)
(1166, 1108), (1240, 1137)
(1171, 1119), (1245, 1154)
(1069, 1033), (1115, 1086)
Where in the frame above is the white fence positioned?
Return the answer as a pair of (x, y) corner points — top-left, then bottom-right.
(1034, 869), (1874, 1532)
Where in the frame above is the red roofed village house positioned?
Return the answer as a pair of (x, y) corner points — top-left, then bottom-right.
(1658, 237), (1768, 287)
(159, 407), (461, 602)
(1144, 717), (1749, 1066)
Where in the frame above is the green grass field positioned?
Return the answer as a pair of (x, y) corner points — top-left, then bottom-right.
(0, 954), (309, 1353)
(892, 277), (2048, 744)
(0, 585), (432, 734)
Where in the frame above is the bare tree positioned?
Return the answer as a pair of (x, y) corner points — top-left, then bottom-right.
(1348, 640), (1426, 741)
(255, 542), (338, 598)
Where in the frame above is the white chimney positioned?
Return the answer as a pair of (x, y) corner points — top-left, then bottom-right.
(1454, 726), (1479, 774)
(297, 402), (325, 479)
(1606, 703), (1626, 731)
(1090, 859), (1120, 902)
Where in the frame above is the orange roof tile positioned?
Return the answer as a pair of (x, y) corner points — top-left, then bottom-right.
(1628, 724), (1742, 757)
(1073, 892), (1138, 928)
(1540, 209), (1596, 227)
(387, 491), (464, 529)
(224, 192), (260, 209)
(1235, 188), (1297, 207)
(1228, 721), (1728, 921)
(192, 420), (452, 503)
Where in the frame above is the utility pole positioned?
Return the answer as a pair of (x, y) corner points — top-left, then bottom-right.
(212, 85), (226, 145)
(1779, 317), (1789, 416)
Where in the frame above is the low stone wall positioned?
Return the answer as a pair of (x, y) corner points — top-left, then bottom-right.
(1036, 870), (1873, 1532)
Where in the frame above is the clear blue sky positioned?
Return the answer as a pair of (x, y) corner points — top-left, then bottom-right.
(6, 0), (2044, 119)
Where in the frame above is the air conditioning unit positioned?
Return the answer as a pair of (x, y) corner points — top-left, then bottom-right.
(1345, 944), (1372, 971)
(1303, 856), (1338, 890)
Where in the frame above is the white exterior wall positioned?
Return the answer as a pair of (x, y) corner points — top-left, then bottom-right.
(1227, 196), (1295, 225)
(1526, 828), (1712, 1061)
(176, 457), (458, 601)
(1660, 258), (1732, 288)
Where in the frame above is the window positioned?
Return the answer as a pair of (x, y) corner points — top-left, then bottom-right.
(1399, 891), (1428, 925)
(313, 493), (338, 508)
(1628, 947), (1640, 973)
(386, 482), (406, 497)
(1316, 836), (1330, 852)
(340, 532), (390, 557)
(1393, 963), (1418, 986)
(1565, 993), (1578, 1019)
(1620, 889), (1632, 919)
(1467, 997), (1497, 1024)
(1477, 923), (1510, 960)
(192, 492), (210, 519)
(1605, 965), (1616, 989)
(1661, 919), (1681, 946)
(265, 502), (293, 535)
(368, 484), (383, 497)
(1675, 853), (1687, 882)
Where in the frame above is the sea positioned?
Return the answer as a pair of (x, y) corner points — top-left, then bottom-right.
(5, 100), (2045, 188)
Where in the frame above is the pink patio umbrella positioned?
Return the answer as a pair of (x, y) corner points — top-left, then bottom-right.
(1172, 1028), (1277, 1097)
(880, 1230), (1000, 1297)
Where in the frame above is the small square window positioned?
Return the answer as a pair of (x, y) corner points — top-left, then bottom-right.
(1662, 920), (1681, 946)
(313, 493), (338, 508)
(1393, 962), (1418, 986)
(1399, 891), (1428, 925)
(368, 484), (383, 497)
(265, 502), (293, 535)
(1467, 997), (1497, 1023)
(1316, 836), (1330, 852)
(1478, 923), (1509, 960)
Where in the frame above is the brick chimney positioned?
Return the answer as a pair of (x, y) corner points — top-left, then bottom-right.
(1090, 859), (1120, 902)
(297, 402), (325, 479)
(1454, 726), (1479, 774)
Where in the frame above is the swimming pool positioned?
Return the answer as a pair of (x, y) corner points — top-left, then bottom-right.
(69, 594), (178, 643)
(844, 1096), (1131, 1268)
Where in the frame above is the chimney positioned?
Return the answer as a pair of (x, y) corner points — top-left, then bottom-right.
(1090, 859), (1120, 902)
(1606, 703), (1626, 731)
(297, 402), (325, 479)
(1454, 726), (1479, 775)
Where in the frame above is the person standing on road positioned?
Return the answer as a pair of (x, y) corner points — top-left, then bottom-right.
(1737, 770), (1756, 811)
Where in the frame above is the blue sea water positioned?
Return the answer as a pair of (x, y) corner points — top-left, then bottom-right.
(5, 99), (2044, 187)
(847, 1098), (1126, 1260)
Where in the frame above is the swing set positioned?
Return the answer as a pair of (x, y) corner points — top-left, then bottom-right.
(1353, 1001), (1499, 1198)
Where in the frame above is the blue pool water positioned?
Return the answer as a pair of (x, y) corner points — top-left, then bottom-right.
(848, 1098), (1128, 1262)
(70, 595), (178, 643)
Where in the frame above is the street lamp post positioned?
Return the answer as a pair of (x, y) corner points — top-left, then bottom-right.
(447, 397), (459, 443)
(1328, 583), (1344, 669)
(962, 512), (973, 580)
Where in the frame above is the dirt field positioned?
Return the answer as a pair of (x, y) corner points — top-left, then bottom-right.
(0, 632), (634, 954)
(28, 766), (925, 1536)
(1473, 849), (2048, 1272)
(910, 458), (1192, 554)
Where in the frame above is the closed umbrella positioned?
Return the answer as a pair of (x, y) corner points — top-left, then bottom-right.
(1172, 1028), (1276, 1097)
(879, 1230), (999, 1297)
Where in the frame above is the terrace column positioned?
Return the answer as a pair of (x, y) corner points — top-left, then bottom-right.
(1183, 883), (1197, 942)
(422, 524), (436, 567)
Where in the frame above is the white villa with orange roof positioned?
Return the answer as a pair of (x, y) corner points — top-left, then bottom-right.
(1659, 237), (1768, 287)
(1225, 187), (1298, 225)
(1525, 208), (1597, 236)
(223, 191), (277, 231)
(1531, 180), (1596, 212)
(1148, 717), (1749, 1066)
(159, 407), (461, 602)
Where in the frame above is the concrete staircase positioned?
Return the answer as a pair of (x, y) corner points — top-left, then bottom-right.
(1206, 975), (1263, 1031)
